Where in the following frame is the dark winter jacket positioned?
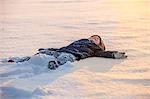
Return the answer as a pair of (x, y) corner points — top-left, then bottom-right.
(38, 39), (115, 60)
(58, 39), (103, 60)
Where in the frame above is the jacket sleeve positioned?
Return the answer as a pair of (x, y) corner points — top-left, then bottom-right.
(94, 51), (117, 58)
(38, 48), (58, 52)
(36, 48), (59, 55)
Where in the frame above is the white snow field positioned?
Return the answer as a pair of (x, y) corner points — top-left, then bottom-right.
(0, 0), (150, 99)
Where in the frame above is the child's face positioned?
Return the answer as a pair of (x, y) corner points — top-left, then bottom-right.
(89, 36), (101, 45)
(89, 35), (105, 50)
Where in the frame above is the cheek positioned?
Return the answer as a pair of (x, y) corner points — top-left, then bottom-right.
(95, 40), (99, 45)
(96, 39), (100, 44)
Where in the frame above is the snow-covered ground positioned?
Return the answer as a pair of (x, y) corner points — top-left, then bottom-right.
(0, 0), (150, 99)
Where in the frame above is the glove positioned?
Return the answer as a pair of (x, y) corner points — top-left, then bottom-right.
(113, 52), (127, 59)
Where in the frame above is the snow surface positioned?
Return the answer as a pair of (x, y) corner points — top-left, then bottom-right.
(1, 56), (150, 99)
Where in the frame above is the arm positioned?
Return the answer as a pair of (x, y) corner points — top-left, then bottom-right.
(38, 48), (58, 52)
(95, 51), (127, 59)
(35, 48), (59, 55)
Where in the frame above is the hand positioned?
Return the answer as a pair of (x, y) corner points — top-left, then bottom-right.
(113, 51), (127, 59)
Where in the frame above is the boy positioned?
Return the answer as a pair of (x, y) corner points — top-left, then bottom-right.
(37, 35), (127, 69)
(5, 35), (127, 70)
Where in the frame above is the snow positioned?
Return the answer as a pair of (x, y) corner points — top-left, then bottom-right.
(1, 56), (150, 99)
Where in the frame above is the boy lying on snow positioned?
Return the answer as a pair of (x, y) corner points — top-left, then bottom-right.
(6, 35), (127, 70)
